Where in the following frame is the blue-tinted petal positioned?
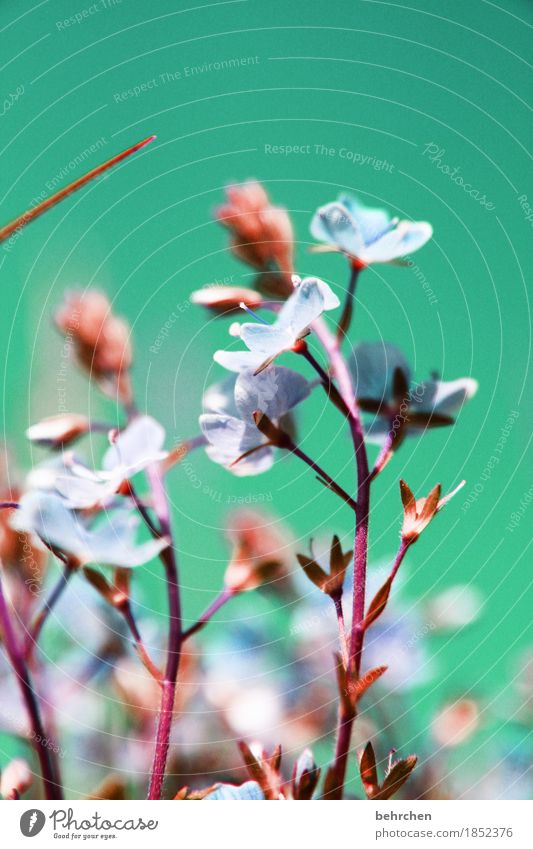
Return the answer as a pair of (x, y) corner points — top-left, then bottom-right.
(103, 416), (166, 472)
(310, 201), (364, 256)
(277, 277), (339, 334)
(202, 375), (238, 415)
(240, 323), (294, 357)
(235, 366), (310, 421)
(338, 194), (391, 245)
(213, 349), (265, 373)
(413, 377), (478, 415)
(349, 342), (412, 405)
(362, 220), (433, 263)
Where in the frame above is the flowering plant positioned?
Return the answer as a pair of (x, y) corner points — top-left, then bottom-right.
(0, 145), (480, 801)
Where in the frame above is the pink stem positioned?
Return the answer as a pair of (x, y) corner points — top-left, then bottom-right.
(182, 587), (236, 641)
(312, 312), (371, 799)
(0, 572), (63, 799)
(146, 466), (182, 800)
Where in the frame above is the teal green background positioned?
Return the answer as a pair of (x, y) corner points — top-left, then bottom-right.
(0, 0), (531, 796)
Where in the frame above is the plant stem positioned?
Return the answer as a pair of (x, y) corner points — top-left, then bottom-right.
(181, 587), (236, 641)
(312, 308), (371, 799)
(119, 602), (162, 683)
(147, 465), (182, 800)
(288, 442), (358, 512)
(300, 346), (348, 416)
(25, 563), (73, 660)
(0, 572), (63, 800)
(333, 595), (349, 669)
(336, 265), (361, 342)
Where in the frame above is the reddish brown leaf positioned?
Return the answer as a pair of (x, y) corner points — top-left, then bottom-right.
(348, 665), (388, 705)
(360, 742), (379, 798)
(362, 577), (393, 630)
(375, 756), (418, 800)
(296, 554), (328, 591)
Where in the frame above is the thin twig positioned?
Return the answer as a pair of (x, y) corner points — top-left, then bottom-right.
(146, 465), (182, 800)
(182, 587), (236, 641)
(0, 572), (63, 799)
(24, 563), (73, 660)
(0, 136), (156, 244)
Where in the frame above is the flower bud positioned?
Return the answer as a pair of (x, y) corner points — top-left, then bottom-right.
(26, 414), (89, 448)
(54, 290), (132, 398)
(190, 286), (262, 314)
(216, 181), (294, 278)
(223, 509), (291, 593)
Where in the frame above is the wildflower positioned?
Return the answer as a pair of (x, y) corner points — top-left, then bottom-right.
(26, 414), (90, 448)
(216, 180), (294, 277)
(11, 490), (169, 568)
(400, 479), (466, 543)
(200, 366), (309, 475)
(224, 509), (292, 592)
(214, 275), (339, 373)
(55, 415), (167, 509)
(54, 290), (133, 402)
(311, 193), (432, 266)
(350, 341), (478, 443)
(190, 285), (262, 314)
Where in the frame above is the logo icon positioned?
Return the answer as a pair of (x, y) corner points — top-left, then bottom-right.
(20, 809), (46, 837)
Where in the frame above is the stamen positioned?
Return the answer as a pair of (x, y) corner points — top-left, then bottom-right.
(239, 302), (269, 325)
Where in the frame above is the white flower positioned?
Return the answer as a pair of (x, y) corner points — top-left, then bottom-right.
(310, 194), (433, 265)
(213, 276), (340, 373)
(349, 342), (478, 444)
(55, 416), (167, 509)
(11, 491), (169, 568)
(200, 366), (310, 475)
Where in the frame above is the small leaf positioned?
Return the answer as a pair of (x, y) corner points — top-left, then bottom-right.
(348, 665), (388, 705)
(374, 755), (417, 800)
(362, 577), (393, 630)
(360, 742), (379, 798)
(420, 484), (441, 525)
(334, 652), (353, 716)
(296, 553), (328, 591)
(400, 480), (416, 519)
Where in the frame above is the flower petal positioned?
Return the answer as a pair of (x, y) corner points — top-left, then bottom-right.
(310, 202), (364, 257)
(235, 366), (310, 422)
(213, 349), (265, 373)
(413, 377), (478, 416)
(338, 194), (391, 245)
(240, 323), (294, 358)
(350, 342), (412, 406)
(362, 220), (433, 263)
(202, 375), (238, 415)
(103, 415), (167, 472)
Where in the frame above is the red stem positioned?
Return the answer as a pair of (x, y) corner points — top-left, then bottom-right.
(0, 572), (63, 799)
(146, 466), (182, 800)
(312, 299), (371, 799)
(182, 587), (235, 641)
(24, 563), (73, 660)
